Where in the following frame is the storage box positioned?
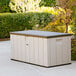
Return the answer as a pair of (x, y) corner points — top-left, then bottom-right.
(10, 30), (72, 67)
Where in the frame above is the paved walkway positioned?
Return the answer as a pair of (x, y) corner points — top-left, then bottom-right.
(0, 41), (76, 76)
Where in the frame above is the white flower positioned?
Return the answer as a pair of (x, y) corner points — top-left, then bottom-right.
(9, 0), (41, 13)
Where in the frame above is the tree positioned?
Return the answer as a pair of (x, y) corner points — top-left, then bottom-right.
(56, 0), (74, 33)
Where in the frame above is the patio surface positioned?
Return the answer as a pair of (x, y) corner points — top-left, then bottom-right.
(0, 41), (76, 76)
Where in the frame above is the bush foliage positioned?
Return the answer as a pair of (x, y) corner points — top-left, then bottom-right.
(0, 13), (52, 38)
(9, 0), (41, 13)
(0, 0), (10, 13)
(71, 6), (76, 35)
(71, 39), (76, 60)
(39, 0), (56, 7)
(9, 0), (56, 13)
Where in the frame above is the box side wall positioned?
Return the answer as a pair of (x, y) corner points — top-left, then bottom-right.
(47, 36), (72, 66)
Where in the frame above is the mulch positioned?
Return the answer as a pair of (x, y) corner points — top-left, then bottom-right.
(0, 38), (10, 41)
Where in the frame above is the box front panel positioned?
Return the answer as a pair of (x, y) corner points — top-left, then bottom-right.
(10, 35), (26, 61)
(11, 34), (48, 66)
(47, 38), (57, 66)
(33, 37), (39, 64)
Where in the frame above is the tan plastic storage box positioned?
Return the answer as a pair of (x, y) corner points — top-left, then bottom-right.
(10, 30), (72, 67)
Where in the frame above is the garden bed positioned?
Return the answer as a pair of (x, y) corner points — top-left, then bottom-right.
(0, 38), (10, 41)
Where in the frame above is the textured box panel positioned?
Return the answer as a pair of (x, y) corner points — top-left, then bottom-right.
(10, 34), (71, 67)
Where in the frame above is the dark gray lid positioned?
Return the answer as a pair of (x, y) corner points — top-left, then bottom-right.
(10, 30), (72, 38)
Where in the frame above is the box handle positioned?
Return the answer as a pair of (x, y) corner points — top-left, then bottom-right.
(26, 44), (29, 46)
(56, 39), (62, 41)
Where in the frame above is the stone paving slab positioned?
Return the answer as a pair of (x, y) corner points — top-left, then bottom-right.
(0, 41), (76, 76)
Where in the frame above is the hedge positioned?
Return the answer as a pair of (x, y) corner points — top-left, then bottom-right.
(0, 13), (52, 38)
(39, 0), (56, 7)
(0, 0), (10, 13)
(71, 39), (76, 60)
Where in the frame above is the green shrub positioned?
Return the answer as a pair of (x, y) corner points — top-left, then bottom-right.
(39, 0), (56, 7)
(71, 6), (76, 35)
(0, 13), (52, 38)
(42, 24), (66, 33)
(0, 0), (10, 13)
(71, 39), (76, 60)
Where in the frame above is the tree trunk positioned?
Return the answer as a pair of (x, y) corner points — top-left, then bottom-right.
(65, 23), (68, 33)
(56, 0), (59, 5)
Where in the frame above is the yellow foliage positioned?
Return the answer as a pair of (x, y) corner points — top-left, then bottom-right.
(68, 26), (74, 34)
(41, 13), (67, 33)
(29, 6), (66, 16)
